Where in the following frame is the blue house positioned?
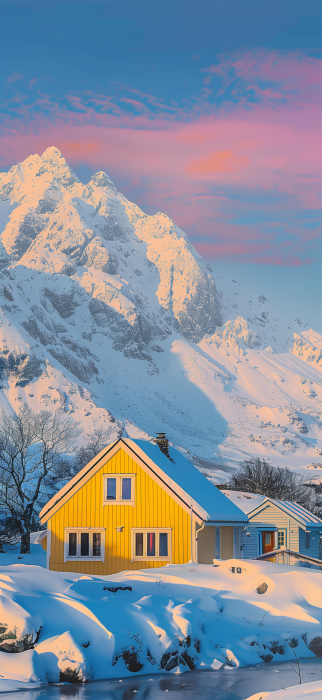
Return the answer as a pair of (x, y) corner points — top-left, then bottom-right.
(223, 491), (322, 563)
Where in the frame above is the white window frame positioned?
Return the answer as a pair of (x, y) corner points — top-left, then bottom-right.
(277, 529), (287, 549)
(103, 474), (136, 506)
(131, 528), (172, 561)
(64, 528), (105, 563)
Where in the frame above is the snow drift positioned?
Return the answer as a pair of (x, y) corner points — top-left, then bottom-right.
(1, 560), (322, 686)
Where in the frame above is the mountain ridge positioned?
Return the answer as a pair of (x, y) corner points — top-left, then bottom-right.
(0, 147), (321, 481)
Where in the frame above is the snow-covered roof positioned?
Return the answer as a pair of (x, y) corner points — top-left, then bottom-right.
(40, 438), (248, 525)
(222, 491), (266, 514)
(129, 440), (248, 523)
(223, 490), (322, 527)
(30, 530), (47, 544)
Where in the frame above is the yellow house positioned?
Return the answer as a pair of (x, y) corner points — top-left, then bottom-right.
(39, 437), (248, 575)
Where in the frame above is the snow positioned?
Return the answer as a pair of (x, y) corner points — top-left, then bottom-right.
(126, 440), (249, 522)
(0, 147), (321, 478)
(246, 680), (322, 699)
(0, 542), (46, 568)
(41, 438), (249, 525)
(223, 491), (322, 525)
(223, 491), (266, 514)
(1, 558), (322, 688)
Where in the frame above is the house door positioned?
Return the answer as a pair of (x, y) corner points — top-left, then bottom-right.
(262, 531), (275, 554)
(220, 527), (234, 560)
(197, 526), (216, 564)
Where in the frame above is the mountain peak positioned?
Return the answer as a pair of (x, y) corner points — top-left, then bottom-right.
(39, 147), (79, 186)
(0, 149), (320, 478)
(90, 171), (116, 190)
(41, 146), (63, 161)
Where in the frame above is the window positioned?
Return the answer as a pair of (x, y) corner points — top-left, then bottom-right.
(103, 474), (135, 506)
(278, 530), (286, 548)
(106, 478), (116, 500)
(306, 532), (310, 549)
(131, 529), (171, 561)
(65, 529), (105, 562)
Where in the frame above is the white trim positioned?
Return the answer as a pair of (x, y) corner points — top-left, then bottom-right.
(123, 440), (205, 524)
(131, 528), (172, 561)
(39, 440), (119, 522)
(64, 528), (105, 563)
(103, 474), (135, 506)
(247, 498), (320, 528)
(40, 440), (207, 526)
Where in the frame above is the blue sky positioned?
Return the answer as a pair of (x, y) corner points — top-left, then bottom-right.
(0, 1), (321, 329)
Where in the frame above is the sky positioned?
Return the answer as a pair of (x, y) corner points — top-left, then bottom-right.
(0, 1), (321, 330)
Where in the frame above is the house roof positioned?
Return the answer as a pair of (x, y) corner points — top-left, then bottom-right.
(129, 440), (248, 524)
(40, 438), (248, 525)
(222, 490), (266, 514)
(223, 490), (322, 528)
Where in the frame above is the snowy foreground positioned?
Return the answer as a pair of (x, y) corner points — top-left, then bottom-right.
(1, 559), (322, 692)
(248, 680), (322, 700)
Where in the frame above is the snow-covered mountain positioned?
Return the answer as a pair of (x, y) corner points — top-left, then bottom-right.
(0, 147), (321, 482)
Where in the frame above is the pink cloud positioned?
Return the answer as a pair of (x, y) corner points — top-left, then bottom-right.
(0, 48), (320, 266)
(253, 255), (314, 266)
(186, 149), (250, 174)
(202, 49), (321, 103)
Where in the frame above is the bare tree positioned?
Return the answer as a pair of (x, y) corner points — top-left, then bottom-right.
(0, 515), (21, 552)
(229, 458), (316, 512)
(75, 427), (115, 473)
(0, 404), (79, 554)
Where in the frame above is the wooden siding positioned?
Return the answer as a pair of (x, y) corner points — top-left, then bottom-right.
(241, 525), (259, 559)
(241, 503), (301, 559)
(40, 535), (47, 551)
(251, 503), (299, 551)
(197, 526), (215, 564)
(220, 526), (233, 559)
(299, 528), (321, 560)
(48, 447), (195, 575)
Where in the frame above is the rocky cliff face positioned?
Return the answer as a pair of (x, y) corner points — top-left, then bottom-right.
(0, 147), (222, 358)
(0, 148), (321, 479)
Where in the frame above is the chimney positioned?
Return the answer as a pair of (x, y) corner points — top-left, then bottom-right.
(154, 432), (170, 459)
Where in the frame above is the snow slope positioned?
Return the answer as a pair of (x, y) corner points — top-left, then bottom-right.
(0, 148), (321, 478)
(1, 559), (322, 687)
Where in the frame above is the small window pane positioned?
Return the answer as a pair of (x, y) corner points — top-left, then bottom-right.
(265, 533), (271, 545)
(93, 533), (101, 557)
(122, 478), (131, 500)
(306, 532), (310, 549)
(159, 533), (168, 557)
(135, 532), (143, 557)
(106, 478), (116, 500)
(81, 532), (89, 556)
(278, 531), (285, 548)
(147, 532), (155, 557)
(69, 532), (77, 556)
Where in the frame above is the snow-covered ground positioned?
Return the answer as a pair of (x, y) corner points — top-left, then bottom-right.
(1, 557), (322, 690)
(0, 148), (321, 479)
(247, 680), (322, 699)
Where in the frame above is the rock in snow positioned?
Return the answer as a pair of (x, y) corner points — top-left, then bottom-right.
(0, 147), (321, 477)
